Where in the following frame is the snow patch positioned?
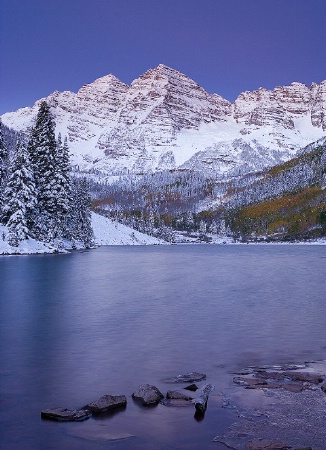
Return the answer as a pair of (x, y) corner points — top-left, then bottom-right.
(91, 212), (164, 245)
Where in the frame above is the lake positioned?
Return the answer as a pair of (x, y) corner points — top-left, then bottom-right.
(1, 244), (326, 449)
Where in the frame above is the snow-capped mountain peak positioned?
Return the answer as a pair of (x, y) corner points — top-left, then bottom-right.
(1, 66), (326, 177)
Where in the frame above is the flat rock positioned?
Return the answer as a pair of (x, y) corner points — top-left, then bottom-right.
(255, 370), (323, 384)
(255, 371), (288, 381)
(161, 398), (193, 407)
(132, 384), (163, 405)
(41, 407), (91, 422)
(283, 371), (324, 384)
(250, 364), (306, 371)
(163, 372), (206, 383)
(84, 394), (127, 414)
(233, 376), (268, 387)
(166, 390), (194, 400)
(245, 439), (291, 449)
(245, 382), (305, 393)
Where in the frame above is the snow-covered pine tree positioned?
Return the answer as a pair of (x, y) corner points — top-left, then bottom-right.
(51, 133), (71, 239)
(28, 101), (68, 241)
(0, 121), (9, 216)
(28, 101), (56, 239)
(69, 177), (94, 248)
(3, 140), (36, 246)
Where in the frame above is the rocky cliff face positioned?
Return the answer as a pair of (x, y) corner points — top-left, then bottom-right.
(2, 65), (326, 177)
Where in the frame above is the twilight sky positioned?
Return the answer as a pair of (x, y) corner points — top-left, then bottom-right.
(1, 0), (325, 115)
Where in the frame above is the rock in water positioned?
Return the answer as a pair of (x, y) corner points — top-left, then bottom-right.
(132, 384), (164, 405)
(84, 395), (127, 414)
(194, 383), (214, 414)
(41, 407), (91, 422)
(161, 398), (193, 407)
(163, 372), (206, 383)
(166, 390), (194, 400)
(245, 439), (291, 449)
(184, 383), (199, 391)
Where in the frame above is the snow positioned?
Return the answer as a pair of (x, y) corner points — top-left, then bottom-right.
(2, 215), (326, 255)
(91, 212), (164, 246)
(0, 225), (59, 255)
(2, 67), (326, 177)
(0, 213), (164, 255)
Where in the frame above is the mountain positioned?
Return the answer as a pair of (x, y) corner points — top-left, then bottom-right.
(1, 65), (326, 177)
(221, 137), (326, 241)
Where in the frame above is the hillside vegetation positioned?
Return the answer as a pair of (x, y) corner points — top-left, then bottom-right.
(225, 142), (326, 241)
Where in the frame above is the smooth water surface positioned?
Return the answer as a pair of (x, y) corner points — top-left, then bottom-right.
(1, 245), (326, 449)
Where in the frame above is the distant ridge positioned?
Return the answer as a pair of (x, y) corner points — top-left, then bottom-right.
(1, 65), (326, 177)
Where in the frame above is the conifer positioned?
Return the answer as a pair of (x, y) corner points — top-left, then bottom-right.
(0, 121), (9, 215)
(69, 177), (94, 247)
(3, 140), (36, 246)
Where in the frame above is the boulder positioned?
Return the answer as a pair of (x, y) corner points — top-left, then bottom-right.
(132, 384), (163, 405)
(41, 407), (91, 422)
(84, 394), (127, 414)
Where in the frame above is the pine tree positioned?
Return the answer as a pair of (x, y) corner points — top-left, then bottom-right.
(69, 177), (94, 248)
(51, 134), (71, 238)
(28, 101), (56, 239)
(0, 121), (9, 217)
(28, 101), (68, 241)
(3, 140), (36, 246)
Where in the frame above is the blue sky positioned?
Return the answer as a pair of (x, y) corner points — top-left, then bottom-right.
(1, 0), (325, 115)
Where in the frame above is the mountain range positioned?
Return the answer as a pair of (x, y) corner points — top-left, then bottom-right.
(2, 64), (326, 178)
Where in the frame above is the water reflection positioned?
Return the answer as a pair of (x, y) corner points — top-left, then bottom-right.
(0, 245), (326, 449)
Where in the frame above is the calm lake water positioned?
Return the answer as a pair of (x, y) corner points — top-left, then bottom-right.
(1, 244), (326, 449)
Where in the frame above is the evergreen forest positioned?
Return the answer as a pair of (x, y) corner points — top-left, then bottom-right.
(0, 102), (94, 248)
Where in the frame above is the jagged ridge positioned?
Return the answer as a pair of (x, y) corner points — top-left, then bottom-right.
(1, 65), (326, 177)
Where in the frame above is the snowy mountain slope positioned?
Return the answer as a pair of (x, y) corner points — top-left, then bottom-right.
(91, 212), (164, 245)
(2, 65), (326, 177)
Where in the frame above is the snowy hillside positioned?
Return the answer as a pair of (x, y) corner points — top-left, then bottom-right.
(2, 64), (326, 177)
(0, 213), (164, 255)
(91, 212), (164, 245)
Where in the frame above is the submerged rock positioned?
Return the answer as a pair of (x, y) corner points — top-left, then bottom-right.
(132, 384), (163, 405)
(84, 394), (127, 414)
(41, 407), (91, 422)
(245, 438), (291, 449)
(161, 398), (193, 407)
(163, 372), (206, 383)
(233, 376), (268, 387)
(235, 368), (324, 393)
(282, 371), (324, 384)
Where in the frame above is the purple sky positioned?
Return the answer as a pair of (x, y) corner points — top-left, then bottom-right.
(1, 0), (326, 115)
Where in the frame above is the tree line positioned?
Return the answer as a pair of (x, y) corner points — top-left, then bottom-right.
(0, 102), (93, 248)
